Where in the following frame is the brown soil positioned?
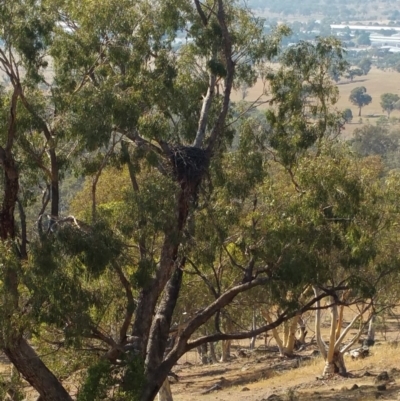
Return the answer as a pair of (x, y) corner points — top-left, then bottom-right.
(172, 343), (400, 401)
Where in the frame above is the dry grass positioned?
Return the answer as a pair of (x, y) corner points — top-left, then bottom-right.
(232, 67), (400, 139)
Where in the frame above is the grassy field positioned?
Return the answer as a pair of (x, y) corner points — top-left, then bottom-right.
(232, 67), (400, 139)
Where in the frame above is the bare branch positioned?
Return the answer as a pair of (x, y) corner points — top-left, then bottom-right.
(193, 74), (217, 148)
(16, 198), (27, 259)
(206, 0), (235, 152)
(194, 0), (209, 26)
(113, 262), (135, 343)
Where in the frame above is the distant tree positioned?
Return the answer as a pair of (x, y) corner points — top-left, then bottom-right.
(349, 86), (372, 116)
(346, 67), (364, 81)
(350, 125), (398, 156)
(357, 32), (371, 45)
(329, 66), (342, 82)
(358, 58), (372, 75)
(342, 108), (353, 123)
(380, 93), (400, 117)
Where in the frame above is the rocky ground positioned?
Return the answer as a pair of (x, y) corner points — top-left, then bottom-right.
(172, 342), (400, 401)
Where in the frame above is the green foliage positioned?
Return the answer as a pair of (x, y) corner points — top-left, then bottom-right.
(0, 369), (25, 401)
(358, 58), (372, 75)
(349, 86), (372, 116)
(380, 93), (400, 117)
(1, 1), (400, 399)
(357, 32), (371, 45)
(346, 67), (363, 81)
(342, 108), (353, 123)
(78, 356), (145, 401)
(349, 124), (400, 170)
(266, 37), (346, 166)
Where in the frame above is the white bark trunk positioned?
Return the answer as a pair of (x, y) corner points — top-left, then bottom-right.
(366, 315), (375, 345)
(250, 310), (256, 350)
(220, 340), (231, 362)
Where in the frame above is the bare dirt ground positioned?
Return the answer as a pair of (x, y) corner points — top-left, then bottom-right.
(171, 311), (400, 401)
(172, 344), (400, 401)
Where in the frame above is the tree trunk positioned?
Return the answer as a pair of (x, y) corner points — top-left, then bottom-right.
(197, 343), (208, 364)
(365, 315), (375, 346)
(249, 310), (256, 350)
(220, 340), (231, 362)
(157, 379), (173, 401)
(358, 107), (361, 117)
(3, 336), (72, 401)
(209, 342), (218, 363)
(284, 315), (300, 356)
(297, 316), (307, 344)
(323, 351), (347, 376)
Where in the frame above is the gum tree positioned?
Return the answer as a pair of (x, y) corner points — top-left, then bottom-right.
(0, 1), (395, 400)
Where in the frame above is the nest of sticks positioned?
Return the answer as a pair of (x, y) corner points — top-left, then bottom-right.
(169, 146), (209, 187)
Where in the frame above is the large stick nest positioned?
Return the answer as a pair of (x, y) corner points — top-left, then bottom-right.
(169, 146), (209, 186)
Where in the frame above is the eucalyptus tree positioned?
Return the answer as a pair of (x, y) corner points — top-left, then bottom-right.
(349, 86), (372, 116)
(0, 1), (300, 400)
(0, 1), (394, 401)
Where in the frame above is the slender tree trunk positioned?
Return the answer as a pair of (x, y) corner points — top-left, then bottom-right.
(249, 309), (256, 350)
(209, 342), (218, 363)
(198, 343), (209, 364)
(220, 340), (231, 362)
(358, 107), (361, 117)
(365, 315), (375, 346)
(284, 315), (300, 356)
(3, 337), (72, 401)
(297, 316), (307, 344)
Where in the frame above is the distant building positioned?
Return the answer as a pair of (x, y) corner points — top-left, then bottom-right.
(331, 24), (400, 32)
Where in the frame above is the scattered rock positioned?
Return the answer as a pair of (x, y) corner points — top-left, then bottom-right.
(363, 371), (373, 377)
(377, 384), (387, 391)
(350, 384), (359, 391)
(375, 371), (390, 383)
(348, 346), (369, 360)
(241, 387), (250, 392)
(265, 395), (282, 401)
(237, 349), (251, 358)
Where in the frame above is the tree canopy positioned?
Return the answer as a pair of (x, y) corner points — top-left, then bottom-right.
(0, 1), (399, 400)
(349, 86), (373, 116)
(380, 93), (400, 117)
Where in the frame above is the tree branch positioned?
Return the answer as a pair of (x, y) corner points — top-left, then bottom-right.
(206, 0), (235, 152)
(194, 0), (209, 26)
(113, 262), (135, 343)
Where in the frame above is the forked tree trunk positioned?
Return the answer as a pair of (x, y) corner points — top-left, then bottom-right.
(313, 287), (373, 378)
(262, 310), (299, 357)
(284, 315), (300, 355)
(297, 316), (307, 344)
(158, 379), (173, 401)
(323, 351), (347, 376)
